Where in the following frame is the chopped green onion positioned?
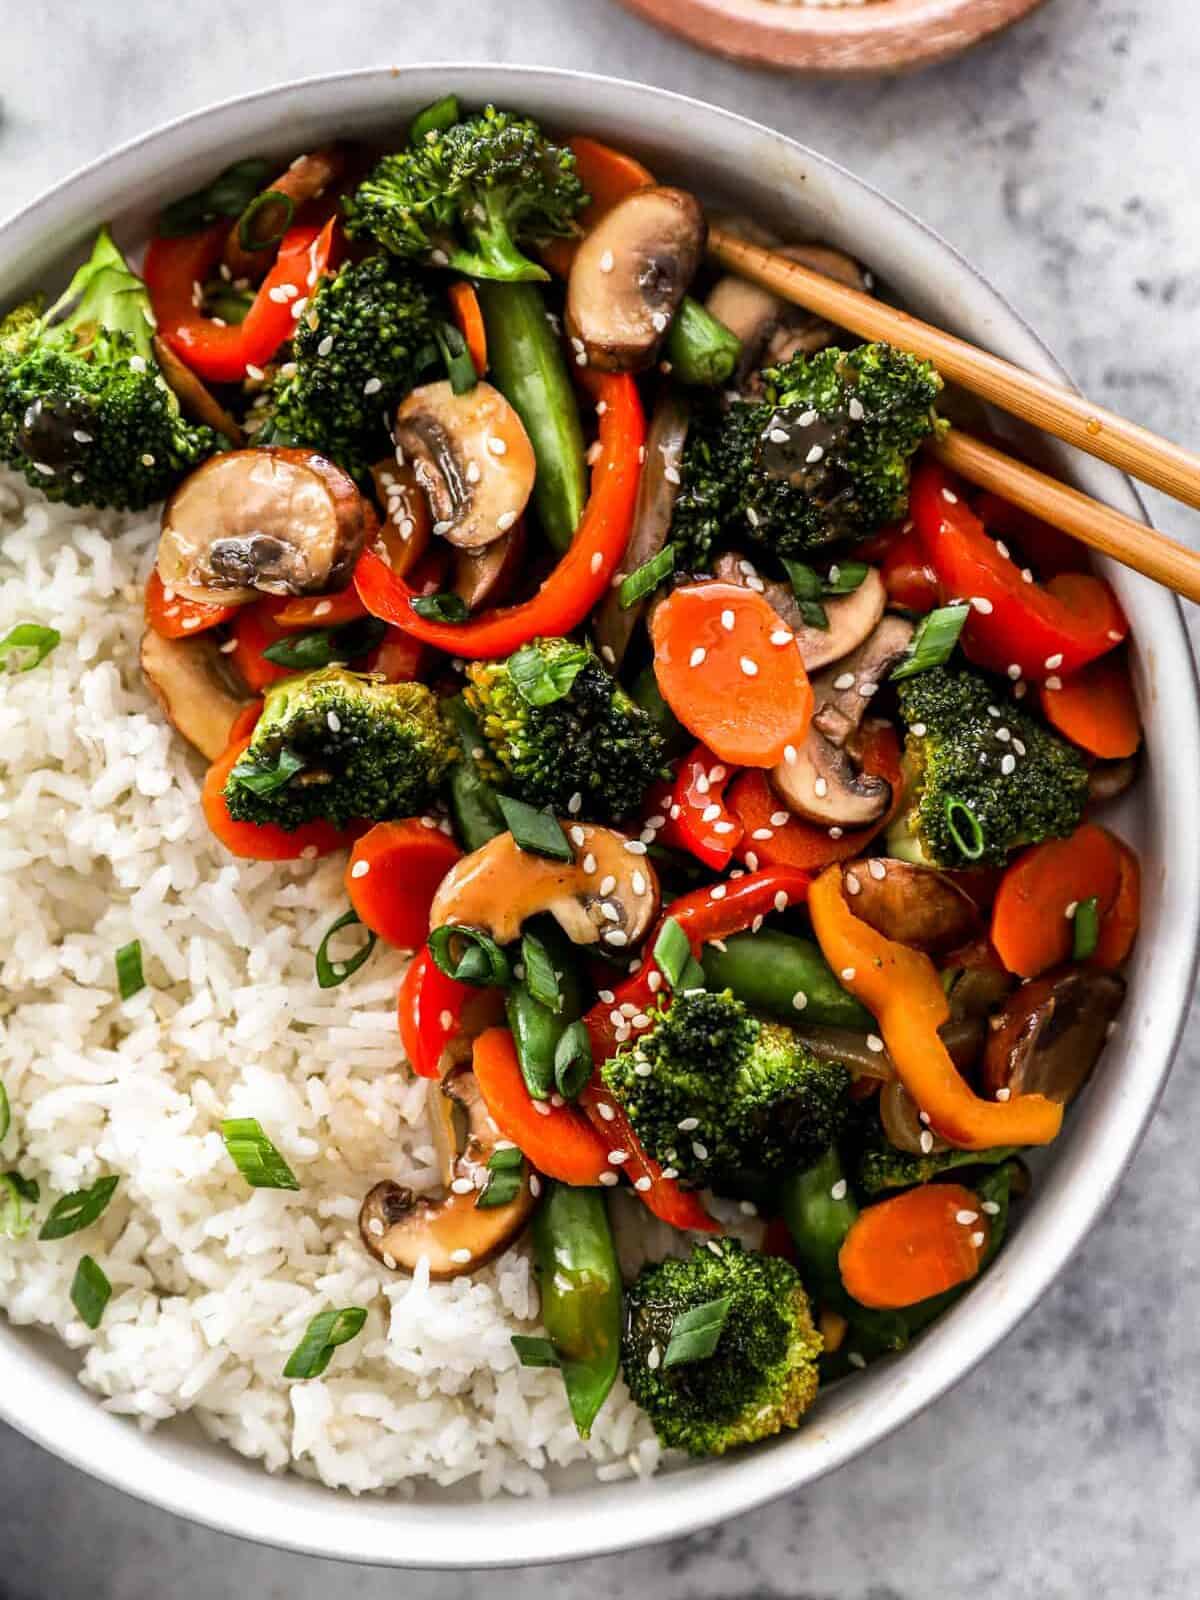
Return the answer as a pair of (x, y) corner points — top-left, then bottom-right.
(508, 642), (589, 707)
(653, 917), (692, 990)
(1073, 895), (1101, 961)
(428, 925), (511, 988)
(70, 1256), (112, 1330)
(781, 560), (830, 630)
(943, 796), (985, 862)
(229, 745), (305, 795)
(434, 321), (478, 394)
(0, 1173), (38, 1239)
(236, 190), (295, 253)
(0, 1081), (9, 1144)
(677, 955), (707, 992)
(823, 561), (870, 595)
(39, 1174), (119, 1240)
(262, 616), (387, 670)
(315, 909), (377, 989)
(220, 1119), (299, 1191)
(618, 547), (676, 610)
(496, 794), (573, 862)
(158, 157), (274, 236)
(477, 1147), (526, 1209)
(511, 1334), (560, 1368)
(891, 604), (970, 682)
(553, 1021), (593, 1102)
(521, 928), (562, 1013)
(283, 1306), (367, 1379)
(663, 1294), (733, 1369)
(1, 623), (61, 673)
(114, 940), (145, 1001)
(411, 592), (469, 624)
(410, 94), (461, 146)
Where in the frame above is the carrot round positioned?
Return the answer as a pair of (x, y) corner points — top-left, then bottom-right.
(990, 823), (1123, 978)
(202, 728), (348, 861)
(472, 1028), (613, 1186)
(345, 820), (462, 950)
(1039, 652), (1141, 759)
(651, 582), (814, 768)
(274, 583), (368, 631)
(1091, 833), (1140, 970)
(448, 281), (488, 376)
(839, 1183), (990, 1310)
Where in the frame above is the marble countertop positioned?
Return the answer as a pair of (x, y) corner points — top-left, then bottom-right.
(2, 2), (1198, 1595)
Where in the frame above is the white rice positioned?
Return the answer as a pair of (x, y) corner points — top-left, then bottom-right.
(0, 468), (742, 1497)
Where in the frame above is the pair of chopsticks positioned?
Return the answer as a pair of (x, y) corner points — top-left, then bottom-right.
(707, 226), (1200, 605)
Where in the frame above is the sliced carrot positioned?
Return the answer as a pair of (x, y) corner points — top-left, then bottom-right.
(541, 136), (655, 278)
(345, 820), (461, 950)
(1091, 832), (1140, 970)
(274, 584), (368, 630)
(1039, 651), (1141, 760)
(472, 1027), (612, 1186)
(144, 567), (243, 639)
(201, 727), (349, 861)
(726, 721), (902, 869)
(650, 582), (813, 768)
(448, 281), (488, 376)
(839, 1183), (989, 1310)
(229, 596), (294, 691)
(990, 823), (1123, 978)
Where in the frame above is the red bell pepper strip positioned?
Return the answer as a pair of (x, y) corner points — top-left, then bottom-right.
(144, 567), (243, 639)
(880, 524), (938, 613)
(354, 371), (645, 658)
(398, 948), (476, 1080)
(274, 584), (368, 630)
(201, 715), (350, 862)
(670, 744), (744, 870)
(144, 217), (340, 385)
(911, 458), (1127, 682)
(345, 820), (461, 951)
(576, 1077), (721, 1233)
(362, 625), (427, 684)
(971, 491), (1082, 579)
(229, 596), (294, 692)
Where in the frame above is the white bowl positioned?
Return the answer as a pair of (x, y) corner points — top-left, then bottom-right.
(1, 64), (1197, 1568)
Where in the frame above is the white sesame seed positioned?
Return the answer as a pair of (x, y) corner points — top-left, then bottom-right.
(350, 858), (370, 879)
(868, 858), (887, 880)
(774, 890), (788, 913)
(569, 825), (586, 848)
(532, 1100), (552, 1117)
(784, 745), (797, 765)
(694, 773), (710, 795)
(73, 429), (93, 444)
(608, 1149), (629, 1166)
(828, 827), (844, 839)
(451, 1177), (476, 1196)
(995, 726), (1011, 742)
(1021, 568), (1035, 584)
(140, 453), (156, 467)
(995, 1086), (1012, 1102)
(487, 436), (507, 456)
(632, 871), (647, 896)
(1001, 753), (1016, 775)
(661, 1168), (679, 1181)
(710, 884), (727, 900)
(806, 444), (825, 464)
(363, 376), (383, 396)
(792, 991), (808, 1011)
(1107, 629), (1123, 642)
(600, 902), (621, 923)
(604, 930), (629, 947)
(770, 629), (793, 647)
(1045, 674), (1063, 691)
(624, 840), (647, 855)
(740, 657), (759, 678)
(721, 609), (736, 631)
(701, 803), (722, 823)
(599, 1171), (619, 1187)
(971, 596), (994, 615)
(920, 1130), (934, 1154)
(840, 967), (856, 982)
(689, 647), (707, 668)
(677, 1117), (700, 1132)
(497, 510), (517, 532)
(847, 1352), (867, 1370)
(432, 520), (454, 536)
(831, 1179), (848, 1200)
(751, 828), (774, 841)
(769, 811), (790, 828)
(867, 1034), (885, 1054)
(316, 334), (334, 357)
(845, 872), (861, 896)
(712, 821), (735, 835)
(1044, 652), (1064, 670)
(769, 428), (789, 445)
(981, 1200), (1000, 1216)
(590, 551), (603, 575)
(1007, 663), (1022, 680)
(290, 297), (308, 319)
(367, 1217), (385, 1237)
(848, 396), (865, 422)
(692, 1141), (709, 1161)
(833, 672), (856, 691)
(970, 1230), (986, 1249)
(650, 310), (669, 333)
(450, 1247), (472, 1264)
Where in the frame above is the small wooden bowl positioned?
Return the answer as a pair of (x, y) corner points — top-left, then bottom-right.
(616, 0), (1049, 73)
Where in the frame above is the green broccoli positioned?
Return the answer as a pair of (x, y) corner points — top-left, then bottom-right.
(671, 342), (941, 568)
(463, 637), (666, 822)
(252, 254), (440, 481)
(0, 228), (219, 509)
(886, 662), (1089, 868)
(856, 1123), (1019, 1197)
(622, 1239), (823, 1457)
(344, 105), (586, 283)
(224, 666), (456, 830)
(602, 989), (851, 1189)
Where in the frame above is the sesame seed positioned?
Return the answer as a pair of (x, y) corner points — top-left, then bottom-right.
(624, 840), (647, 855)
(848, 397), (865, 422)
(806, 444), (825, 464)
(740, 656), (759, 677)
(350, 858), (369, 879)
(582, 854), (599, 877)
(317, 335), (334, 357)
(784, 745), (797, 764)
(1045, 675), (1063, 691)
(650, 311), (669, 333)
(587, 440), (604, 466)
(798, 409), (818, 426)
(774, 890), (788, 913)
(858, 681), (878, 699)
(956, 1209), (979, 1225)
(129, 355), (147, 373)
(745, 851), (759, 870)
(840, 967), (856, 982)
(678, 1117), (700, 1131)
(769, 428), (789, 445)
(451, 1177), (475, 1195)
(1013, 738), (1026, 756)
(833, 673), (855, 691)
(590, 551), (603, 575)
(600, 902), (621, 923)
(1008, 663), (1022, 680)
(831, 1179), (848, 1200)
(465, 460), (482, 485)
(845, 872), (861, 895)
(692, 1141), (709, 1160)
(1044, 652), (1064, 670)
(981, 1200), (1000, 1215)
(689, 647), (707, 668)
(432, 520), (453, 536)
(569, 826), (586, 847)
(599, 248), (615, 273)
(647, 971), (662, 993)
(847, 1352), (867, 1370)
(487, 436), (507, 456)
(770, 629), (793, 647)
(701, 803), (722, 823)
(712, 821), (735, 835)
(1001, 753), (1016, 775)
(920, 1130), (935, 1154)
(828, 827), (843, 839)
(363, 376), (383, 396)
(868, 858), (886, 880)
(599, 1171), (619, 1186)
(604, 930), (629, 947)
(663, 464), (681, 485)
(140, 453), (156, 467)
(497, 510), (517, 532)
(721, 609), (736, 631)
(867, 1034), (885, 1053)
(970, 1231), (986, 1248)
(995, 726), (1011, 742)
(1021, 568), (1034, 584)
(710, 884), (727, 900)
(608, 1149), (629, 1165)
(532, 1100), (552, 1117)
(73, 429), (93, 444)
(632, 871), (647, 895)
(290, 297), (308, 319)
(792, 991), (808, 1011)
(634, 1176), (652, 1193)
(1107, 629), (1123, 642)
(971, 596), (994, 614)
(995, 1087), (1012, 1102)
(751, 828), (774, 841)
(661, 1167), (679, 1181)
(694, 773), (710, 794)
(769, 811), (790, 827)
(367, 1217), (385, 1237)
(450, 1247), (472, 1264)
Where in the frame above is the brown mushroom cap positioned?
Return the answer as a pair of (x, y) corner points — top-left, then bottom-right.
(982, 967), (1126, 1106)
(157, 447), (367, 603)
(566, 187), (706, 373)
(359, 1068), (536, 1280)
(429, 826), (660, 951)
(706, 243), (867, 384)
(712, 554), (886, 673)
(1087, 755), (1138, 808)
(452, 522), (525, 612)
(140, 629), (254, 761)
(842, 857), (979, 955)
(394, 381), (536, 550)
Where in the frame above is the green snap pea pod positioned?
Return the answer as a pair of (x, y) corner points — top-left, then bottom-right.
(505, 919), (586, 1100)
(700, 929), (874, 1029)
(476, 281), (588, 554)
(532, 1183), (622, 1439)
(443, 696), (505, 852)
(664, 296), (742, 387)
(629, 662), (689, 756)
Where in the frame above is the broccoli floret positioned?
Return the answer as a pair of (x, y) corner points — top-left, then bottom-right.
(856, 1125), (1019, 1197)
(622, 1239), (823, 1457)
(224, 666), (456, 830)
(253, 254), (440, 481)
(463, 638), (666, 822)
(602, 989), (851, 1188)
(671, 342), (941, 567)
(0, 229), (219, 509)
(344, 105), (586, 283)
(886, 662), (1088, 868)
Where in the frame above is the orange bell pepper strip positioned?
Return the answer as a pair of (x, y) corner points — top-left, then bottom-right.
(989, 823), (1123, 978)
(345, 820), (461, 950)
(808, 863), (1064, 1149)
(839, 1183), (990, 1310)
(144, 567), (244, 639)
(354, 371), (645, 658)
(472, 1027), (613, 1186)
(1039, 652), (1141, 760)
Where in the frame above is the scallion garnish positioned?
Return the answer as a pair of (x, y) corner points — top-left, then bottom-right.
(618, 547), (676, 611)
(434, 321), (478, 395)
(1, 623), (61, 673)
(496, 794), (573, 862)
(70, 1255), (112, 1330)
(553, 1021), (593, 1102)
(236, 189), (295, 253)
(477, 1147), (525, 1209)
(409, 94), (461, 146)
(315, 908), (377, 989)
(428, 924), (511, 988)
(653, 917), (692, 989)
(663, 1294), (733, 1369)
(943, 795), (985, 862)
(511, 1334), (561, 1368)
(1073, 895), (1101, 961)
(781, 560), (867, 631)
(0, 1081), (9, 1144)
(221, 1119), (299, 1191)
(115, 939), (145, 1001)
(411, 592), (470, 623)
(229, 745), (305, 795)
(823, 561), (870, 596)
(0, 1173), (38, 1239)
(508, 641), (589, 707)
(520, 927), (562, 1013)
(158, 157), (274, 237)
(262, 616), (387, 671)
(891, 603), (970, 681)
(39, 1174), (119, 1240)
(283, 1306), (367, 1379)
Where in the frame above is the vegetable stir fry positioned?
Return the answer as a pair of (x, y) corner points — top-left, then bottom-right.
(6, 98), (1144, 1457)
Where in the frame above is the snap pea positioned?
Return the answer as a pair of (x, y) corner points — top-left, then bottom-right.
(700, 929), (874, 1030)
(664, 296), (742, 387)
(506, 918), (586, 1100)
(476, 281), (589, 554)
(532, 1183), (622, 1439)
(629, 663), (689, 757)
(443, 696), (505, 852)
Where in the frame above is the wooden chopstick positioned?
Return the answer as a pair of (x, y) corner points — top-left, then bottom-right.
(707, 225), (1200, 514)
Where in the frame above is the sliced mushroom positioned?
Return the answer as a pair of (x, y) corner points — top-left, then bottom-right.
(982, 967), (1126, 1106)
(429, 826), (660, 951)
(794, 1016), (982, 1089)
(842, 857), (979, 955)
(707, 244), (868, 386)
(711, 554), (886, 672)
(140, 629), (254, 761)
(152, 336), (243, 444)
(370, 458), (431, 580)
(808, 615), (915, 748)
(394, 381), (536, 550)
(222, 147), (346, 282)
(566, 187), (706, 372)
(359, 1067), (536, 1280)
(157, 447), (367, 603)
(452, 522), (525, 612)
(1087, 755), (1138, 807)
